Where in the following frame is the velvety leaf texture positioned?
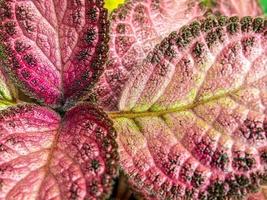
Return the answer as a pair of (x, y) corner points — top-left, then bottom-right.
(94, 0), (264, 112)
(109, 15), (267, 199)
(94, 0), (205, 110)
(0, 0), (109, 108)
(0, 104), (118, 199)
(0, 0), (266, 200)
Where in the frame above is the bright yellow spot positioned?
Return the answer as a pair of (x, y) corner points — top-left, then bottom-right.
(104, 0), (125, 13)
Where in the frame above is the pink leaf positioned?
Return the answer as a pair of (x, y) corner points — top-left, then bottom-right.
(93, 0), (205, 110)
(0, 0), (109, 107)
(109, 15), (267, 199)
(247, 190), (266, 200)
(213, 0), (263, 17)
(0, 103), (118, 199)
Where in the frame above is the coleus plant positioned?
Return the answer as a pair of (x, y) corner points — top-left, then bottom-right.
(0, 1), (266, 200)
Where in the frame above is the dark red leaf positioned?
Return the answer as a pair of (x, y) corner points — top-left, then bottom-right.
(0, 0), (109, 108)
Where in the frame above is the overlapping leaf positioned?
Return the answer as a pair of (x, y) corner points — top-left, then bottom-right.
(0, 103), (118, 199)
(109, 15), (267, 199)
(94, 0), (205, 110)
(0, 0), (109, 108)
(0, 0), (266, 200)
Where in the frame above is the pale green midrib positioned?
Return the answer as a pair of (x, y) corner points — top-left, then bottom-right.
(0, 99), (14, 105)
(107, 86), (247, 119)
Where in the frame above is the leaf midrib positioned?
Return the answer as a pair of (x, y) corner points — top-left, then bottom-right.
(108, 86), (255, 119)
(36, 123), (61, 198)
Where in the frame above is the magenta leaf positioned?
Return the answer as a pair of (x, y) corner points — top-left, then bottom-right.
(93, 0), (205, 110)
(108, 15), (267, 199)
(0, 0), (109, 107)
(0, 103), (118, 199)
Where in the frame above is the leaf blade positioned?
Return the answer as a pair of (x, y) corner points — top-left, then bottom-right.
(94, 0), (205, 110)
(0, 104), (118, 199)
(111, 15), (267, 200)
(0, 0), (109, 107)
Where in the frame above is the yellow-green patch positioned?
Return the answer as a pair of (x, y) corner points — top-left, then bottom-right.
(104, 0), (125, 13)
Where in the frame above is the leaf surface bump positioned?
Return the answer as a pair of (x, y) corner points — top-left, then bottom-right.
(110, 15), (267, 199)
(0, 104), (118, 199)
(94, 0), (205, 110)
(0, 0), (109, 107)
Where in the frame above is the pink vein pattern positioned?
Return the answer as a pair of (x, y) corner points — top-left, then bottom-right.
(0, 104), (118, 199)
(94, 0), (205, 110)
(114, 15), (267, 199)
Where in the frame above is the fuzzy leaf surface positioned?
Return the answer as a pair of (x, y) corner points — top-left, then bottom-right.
(0, 104), (118, 200)
(110, 15), (267, 199)
(94, 0), (205, 110)
(0, 0), (109, 107)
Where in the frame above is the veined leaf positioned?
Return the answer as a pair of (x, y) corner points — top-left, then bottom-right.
(0, 103), (118, 199)
(0, 0), (109, 108)
(109, 15), (267, 199)
(94, 0), (263, 111)
(94, 0), (205, 110)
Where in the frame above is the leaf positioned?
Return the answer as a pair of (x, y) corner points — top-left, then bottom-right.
(93, 0), (205, 110)
(109, 15), (267, 199)
(212, 0), (263, 17)
(0, 0), (109, 108)
(0, 103), (118, 199)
